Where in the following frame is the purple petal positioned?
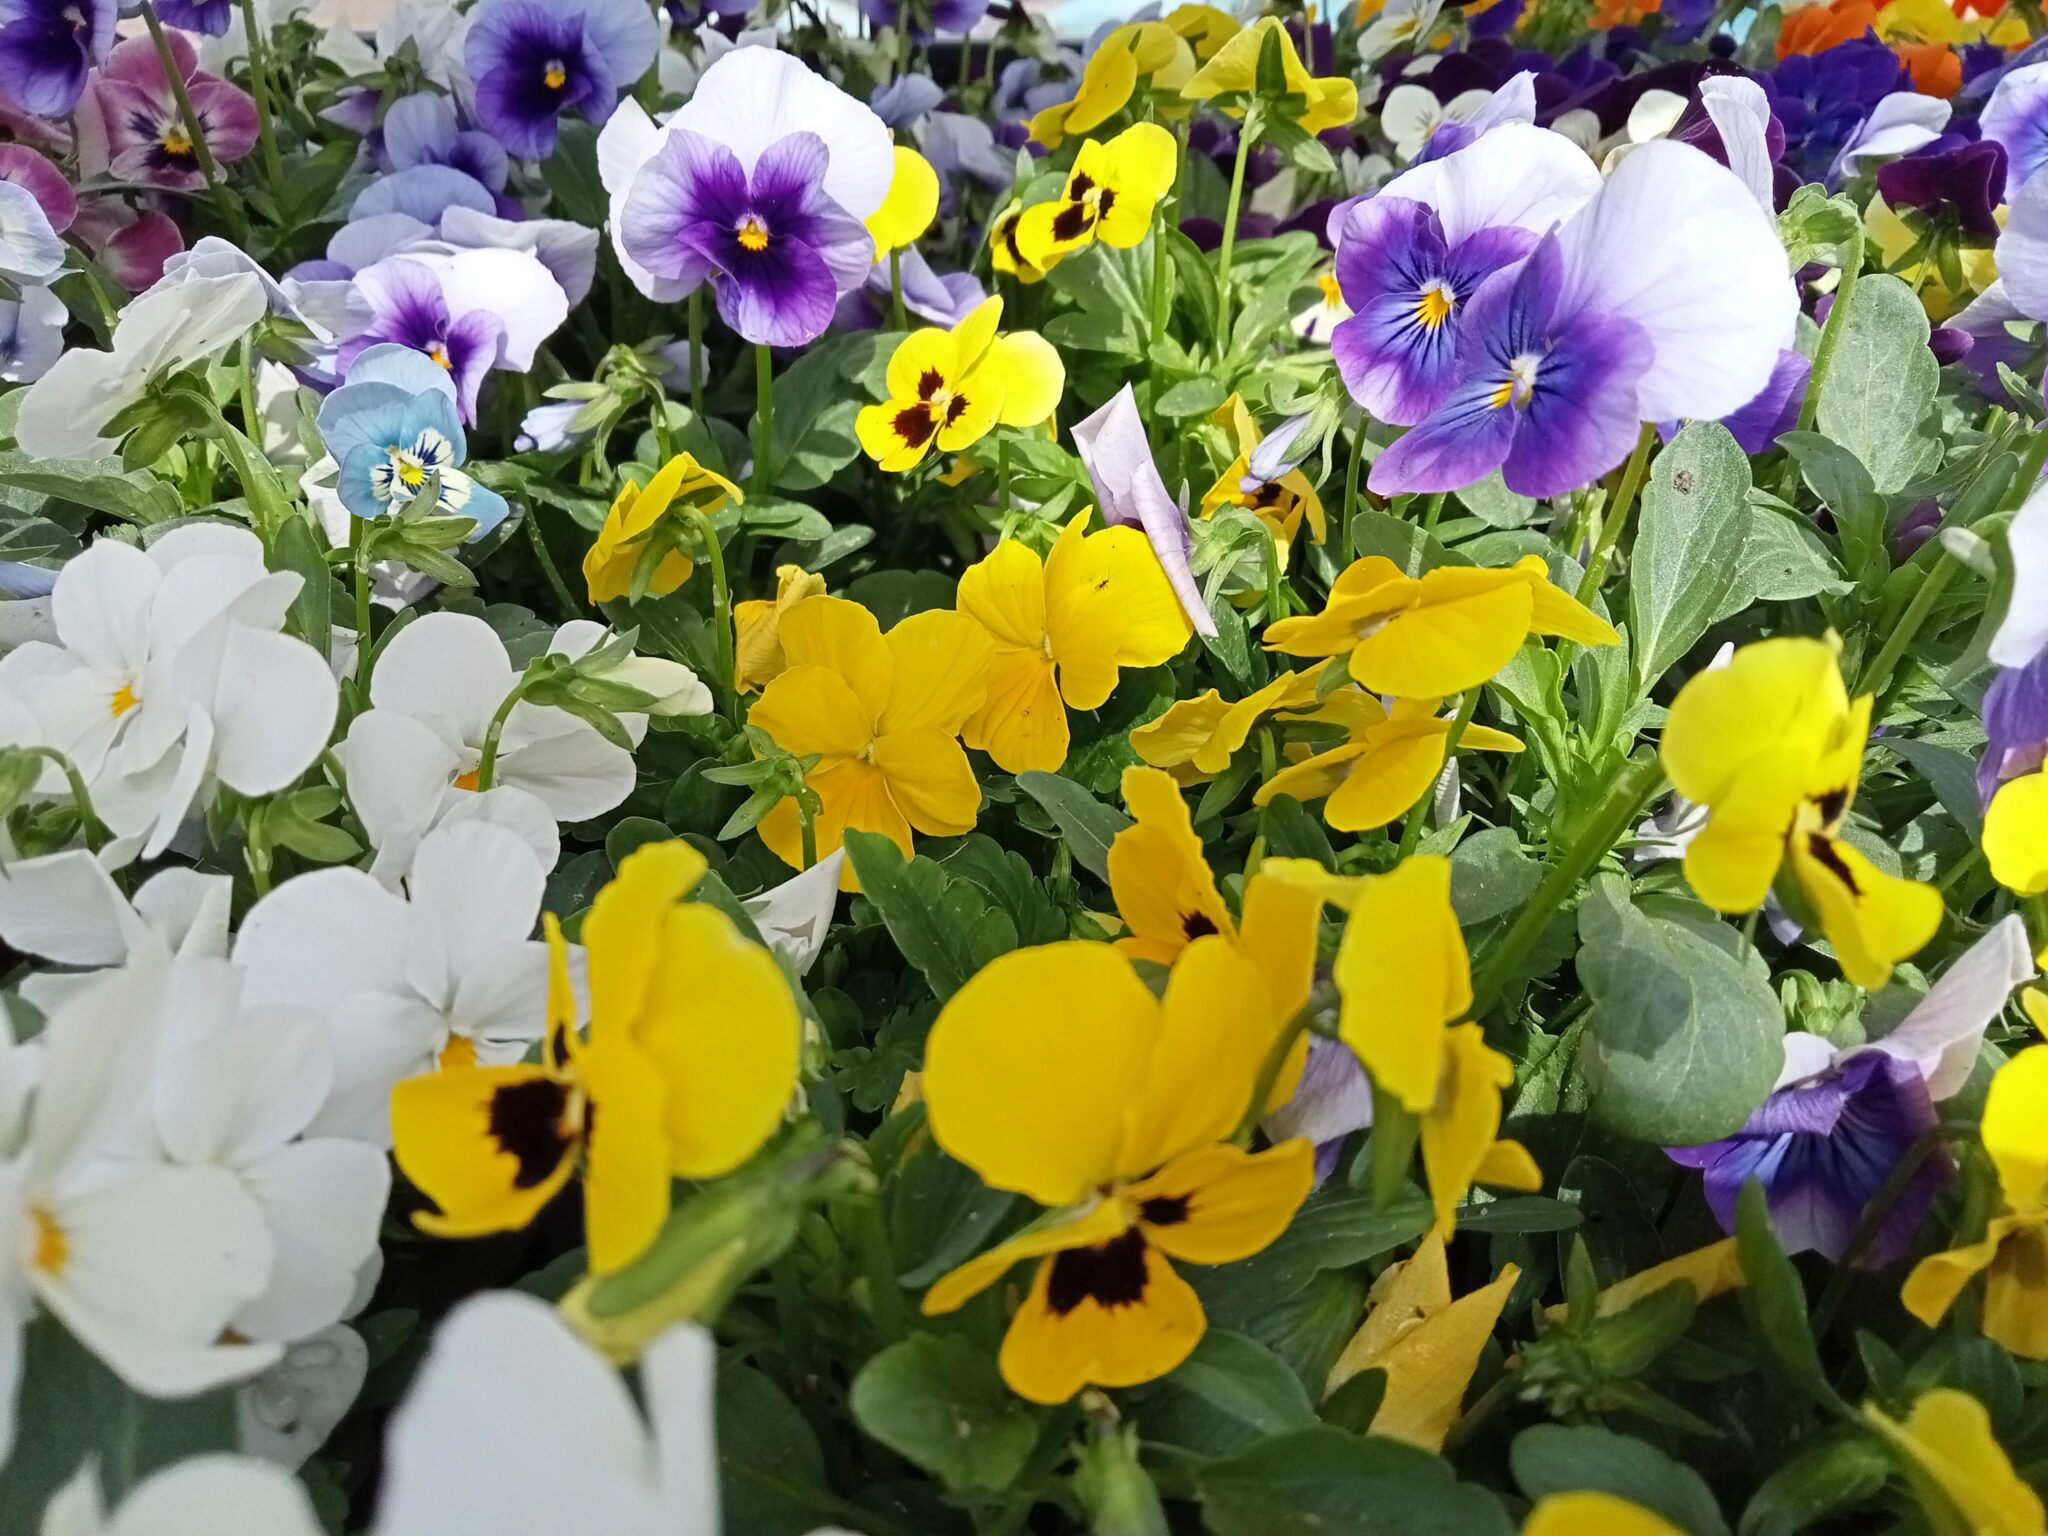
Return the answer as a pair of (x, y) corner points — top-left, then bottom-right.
(1071, 384), (1217, 638)
(1502, 308), (1653, 498)
(619, 126), (743, 288)
(713, 237), (837, 348)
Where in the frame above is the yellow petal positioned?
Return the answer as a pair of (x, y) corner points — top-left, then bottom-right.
(1061, 40), (1139, 137)
(1237, 868), (1323, 1047)
(577, 1031), (672, 1274)
(1661, 635), (1846, 808)
(1323, 718), (1453, 832)
(857, 398), (940, 473)
(1680, 749), (1810, 913)
(1524, 1493), (1687, 1536)
(776, 595), (895, 723)
(1047, 520), (1192, 707)
(579, 839), (706, 1033)
(876, 608), (994, 736)
(1330, 1231), (1453, 1388)
(1515, 555), (1620, 646)
(957, 536), (1048, 651)
(1000, 1233), (1206, 1402)
(1165, 2), (1240, 59)
(866, 145), (939, 253)
(1865, 1389), (2047, 1536)
(884, 324), (961, 404)
(1098, 123), (1180, 246)
(922, 1199), (1131, 1315)
(748, 663), (875, 761)
(1983, 1044), (2048, 1214)
(1256, 741), (1369, 812)
(963, 646), (1069, 773)
(1985, 773), (2048, 895)
(1348, 566), (1536, 698)
(757, 755), (910, 890)
(922, 942), (1163, 1206)
(1129, 1138), (1315, 1265)
(1118, 936), (1273, 1176)
(635, 903), (799, 1179)
(983, 330), (1065, 429)
(1982, 1220), (2048, 1359)
(392, 1064), (579, 1240)
(1790, 833), (1941, 990)
(1418, 1023), (1516, 1234)
(733, 564), (826, 693)
(1131, 690), (1238, 771)
(1902, 1225), (2008, 1331)
(872, 725), (982, 835)
(1109, 765), (1233, 967)
(1332, 856), (1469, 1114)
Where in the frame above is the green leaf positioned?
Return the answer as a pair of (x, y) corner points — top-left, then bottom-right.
(1074, 1424), (1170, 1536)
(1777, 184), (1863, 270)
(540, 118), (608, 226)
(843, 829), (1016, 999)
(1458, 1196), (1584, 1234)
(1449, 827), (1542, 927)
(605, 815), (673, 867)
(1779, 433), (1886, 588)
(941, 833), (1067, 945)
(1576, 875), (1786, 1144)
(1190, 1190), (1432, 1327)
(719, 1365), (843, 1536)
(1512, 1424), (1733, 1536)
(1200, 1427), (1517, 1536)
(1629, 423), (1753, 689)
(1885, 738), (1985, 841)
(1735, 1179), (1841, 1413)
(849, 1335), (1039, 1494)
(887, 1129), (1022, 1287)
(1715, 501), (1851, 620)
(1156, 378), (1229, 419)
(270, 512), (332, 659)
(1138, 1329), (1318, 1457)
(1738, 1431), (1893, 1536)
(754, 333), (893, 493)
(1455, 471), (1539, 530)
(1014, 769), (1133, 882)
(1815, 273), (1941, 494)
(1348, 509), (1463, 575)
(0, 452), (182, 524)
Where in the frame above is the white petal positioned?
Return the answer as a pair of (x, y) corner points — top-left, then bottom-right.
(1830, 92), (1950, 181)
(433, 784), (561, 878)
(1993, 474), (2048, 666)
(1773, 1030), (1842, 1090)
(200, 625), (339, 797)
(40, 1464), (103, 1536)
(234, 866), (416, 1015)
(338, 709), (465, 885)
(237, 1324), (369, 1470)
(374, 1292), (659, 1536)
(234, 1140), (391, 1343)
(447, 940), (552, 1052)
(14, 348), (133, 458)
(369, 611), (515, 747)
(156, 974), (330, 1165)
(741, 850), (844, 977)
(1379, 84), (1441, 163)
(108, 1454), (324, 1536)
(402, 820), (547, 992)
(130, 868), (233, 958)
(598, 99), (693, 303)
(1869, 914), (2036, 1100)
(0, 849), (137, 966)
(1700, 76), (1775, 212)
(429, 247), (568, 372)
(495, 713), (636, 822)
(1626, 88), (1687, 145)
(1557, 138), (1797, 423)
(1376, 122), (1600, 245)
(1997, 171), (2048, 324)
(644, 1322), (720, 1536)
(51, 538), (158, 681)
(305, 990), (446, 1146)
(28, 953), (165, 1183)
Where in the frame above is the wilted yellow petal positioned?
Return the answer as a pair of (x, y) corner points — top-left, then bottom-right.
(1418, 1023), (1516, 1234)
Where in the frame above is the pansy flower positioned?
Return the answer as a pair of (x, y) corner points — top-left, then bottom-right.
(854, 297), (1063, 472)
(464, 0), (659, 161)
(0, 0), (113, 116)
(1200, 396), (1327, 550)
(391, 841), (800, 1276)
(955, 513), (1192, 774)
(1028, 22), (1195, 150)
(1255, 693), (1523, 833)
(1130, 666), (1323, 784)
(988, 199), (1049, 285)
(1864, 1388), (2047, 1535)
(381, 92), (512, 204)
(1013, 122), (1178, 276)
(747, 595), (993, 890)
(734, 563), (827, 694)
(865, 144), (939, 259)
(582, 451), (742, 604)
(1264, 552), (1617, 699)
(1179, 15), (1358, 136)
(1661, 636), (1941, 989)
(317, 344), (510, 536)
(94, 31), (256, 192)
(919, 938), (1315, 1403)
(1072, 384), (1214, 638)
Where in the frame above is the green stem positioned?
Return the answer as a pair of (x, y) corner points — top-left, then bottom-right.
(236, 0), (284, 194)
(1214, 106), (1260, 353)
(139, 3), (226, 200)
(1575, 422), (1659, 602)
(798, 788), (819, 869)
(475, 678), (533, 791)
(684, 503), (736, 710)
(1233, 984), (1335, 1145)
(524, 508), (584, 622)
(26, 746), (107, 852)
(1395, 689), (1479, 859)
(889, 248), (906, 331)
(244, 798), (273, 897)
(752, 342), (774, 496)
(998, 434), (1012, 517)
(687, 289), (705, 424)
(350, 515), (373, 692)
(237, 331), (260, 447)
(650, 383), (675, 465)
(1419, 491), (1446, 534)
(1340, 413), (1365, 565)
(1470, 752), (1666, 1016)
(1148, 211), (1171, 357)
(1795, 224), (1866, 438)
(854, 1193), (908, 1345)
(1855, 549), (1956, 700)
(2011, 419), (2048, 509)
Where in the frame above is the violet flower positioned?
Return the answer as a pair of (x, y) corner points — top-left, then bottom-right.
(154, 0), (231, 35)
(860, 0), (989, 37)
(1071, 384), (1217, 639)
(1660, 347), (1809, 454)
(1878, 139), (2007, 243)
(1980, 59), (2048, 197)
(94, 30), (255, 191)
(1980, 652), (2048, 804)
(619, 128), (872, 348)
(0, 142), (73, 232)
(1669, 917), (2035, 1264)
(381, 92), (511, 203)
(0, 0), (113, 117)
(464, 0), (660, 161)
(1264, 1036), (1374, 1186)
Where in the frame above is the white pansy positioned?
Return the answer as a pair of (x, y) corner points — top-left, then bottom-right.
(373, 1291), (855, 1536)
(40, 1453), (324, 1536)
(743, 847), (846, 977)
(0, 853), (229, 1012)
(233, 820), (556, 1143)
(16, 273), (267, 459)
(1358, 0), (1444, 64)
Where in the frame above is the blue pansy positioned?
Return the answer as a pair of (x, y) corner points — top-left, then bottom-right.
(316, 344), (509, 538)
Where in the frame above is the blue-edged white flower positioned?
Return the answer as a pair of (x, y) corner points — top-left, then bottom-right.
(316, 343), (511, 535)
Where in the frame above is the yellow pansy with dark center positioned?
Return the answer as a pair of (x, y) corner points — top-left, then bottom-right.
(855, 297), (1064, 474)
(1014, 123), (1178, 273)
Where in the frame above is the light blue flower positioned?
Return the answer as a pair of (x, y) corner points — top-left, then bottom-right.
(315, 343), (509, 537)
(0, 179), (63, 286)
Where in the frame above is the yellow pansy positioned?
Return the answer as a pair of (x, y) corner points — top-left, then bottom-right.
(1028, 22), (1195, 150)
(390, 841), (798, 1275)
(1985, 771), (2048, 894)
(1255, 694), (1522, 833)
(1165, 1), (1240, 60)
(1865, 195), (2001, 322)
(1324, 1231), (1520, 1451)
(1130, 666), (1323, 783)
(582, 452), (741, 605)
(1202, 395), (1327, 551)
(1263, 554), (1618, 698)
(1014, 123), (1179, 275)
(956, 513), (1193, 773)
(989, 199), (1049, 286)
(1661, 636), (1941, 989)
(1524, 1493), (1686, 1536)
(1180, 16), (1359, 136)
(919, 939), (1315, 1403)
(1865, 1388), (2047, 1536)
(747, 595), (993, 890)
(732, 563), (827, 694)
(1903, 1045), (2048, 1359)
(866, 145), (939, 256)
(855, 297), (1064, 473)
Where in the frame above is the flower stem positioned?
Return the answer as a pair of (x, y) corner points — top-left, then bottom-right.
(1340, 412), (1365, 565)
(889, 248), (906, 331)
(687, 289), (705, 424)
(236, 0), (285, 195)
(244, 797), (273, 896)
(476, 676), (534, 791)
(139, 2), (226, 200)
(523, 507), (584, 623)
(1214, 105), (1260, 354)
(752, 342), (774, 496)
(1420, 491), (1446, 533)
(684, 503), (736, 713)
(1794, 222), (1865, 438)
(350, 514), (373, 693)
(1470, 750), (1666, 1017)
(1575, 422), (1659, 602)
(1856, 547), (1955, 701)
(26, 745), (107, 852)
(798, 787), (819, 868)
(1148, 210), (1171, 355)
(1395, 689), (1478, 859)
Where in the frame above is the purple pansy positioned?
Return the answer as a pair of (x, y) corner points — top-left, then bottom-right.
(340, 258), (505, 424)
(620, 128), (872, 349)
(382, 92), (512, 203)
(1264, 1036), (1374, 1186)
(94, 31), (257, 192)
(154, 0), (231, 35)
(1661, 347), (1809, 455)
(0, 0), (112, 117)
(0, 142), (72, 231)
(1980, 652), (2048, 804)
(860, 0), (989, 38)
(1879, 138), (2007, 242)
(1981, 60), (2048, 197)
(465, 0), (660, 161)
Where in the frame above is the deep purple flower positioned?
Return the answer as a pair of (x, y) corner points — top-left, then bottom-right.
(339, 258), (503, 423)
(1928, 325), (1974, 365)
(1669, 1051), (1945, 1265)
(1331, 199), (1537, 425)
(1766, 41), (1911, 180)
(1879, 139), (2007, 242)
(464, 0), (659, 161)
(1894, 496), (1942, 561)
(0, 0), (112, 117)
(153, 0), (231, 35)
(94, 31), (256, 191)
(1980, 652), (2048, 803)
(859, 0), (987, 35)
(1179, 212), (1276, 251)
(620, 128), (872, 348)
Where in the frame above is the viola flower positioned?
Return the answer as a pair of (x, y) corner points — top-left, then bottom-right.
(1877, 138), (2007, 242)
(1201, 396), (1327, 551)
(0, 0), (113, 116)
(1072, 384), (1215, 638)
(988, 199), (1049, 285)
(1264, 552), (1616, 699)
(44, 1457), (323, 1536)
(734, 562), (827, 694)
(381, 91), (511, 200)
(1130, 666), (1322, 784)
(1262, 1034), (1373, 1183)
(621, 128), (874, 349)
(1254, 693), (1523, 833)
(854, 297), (1063, 472)
(1369, 139), (1795, 498)
(746, 595), (993, 889)
(582, 451), (741, 604)
(1670, 917), (2034, 1263)
(391, 841), (799, 1275)
(1028, 21), (1195, 150)
(919, 938), (1315, 1403)
(317, 344), (510, 536)
(860, 0), (988, 38)
(1984, 769), (2048, 894)
(1180, 16), (1359, 136)
(1979, 654), (2048, 809)
(0, 142), (72, 232)
(464, 0), (659, 161)
(1330, 124), (1598, 426)
(1526, 1495), (1686, 1536)
(95, 32), (256, 192)
(1982, 59), (2048, 196)
(1013, 122), (1177, 275)
(0, 178), (60, 287)
(955, 513), (1192, 774)
(1864, 1388), (2047, 1535)
(1293, 267), (1352, 343)
(1323, 1231), (1521, 1450)
(1661, 636), (1941, 989)
(865, 144), (939, 260)
(0, 283), (62, 382)
(1826, 88), (1950, 185)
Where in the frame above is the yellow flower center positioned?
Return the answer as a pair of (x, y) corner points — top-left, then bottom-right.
(736, 216), (771, 253)
(1318, 272), (1343, 307)
(543, 60), (567, 88)
(30, 1207), (65, 1276)
(427, 342), (453, 371)
(453, 767), (481, 792)
(1414, 282), (1455, 330)
(159, 125), (193, 157)
(388, 447), (427, 489)
(1488, 354), (1539, 411)
(110, 682), (138, 717)
(438, 1035), (478, 1070)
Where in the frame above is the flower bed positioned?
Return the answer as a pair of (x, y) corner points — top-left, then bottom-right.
(0, 0), (2043, 1529)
